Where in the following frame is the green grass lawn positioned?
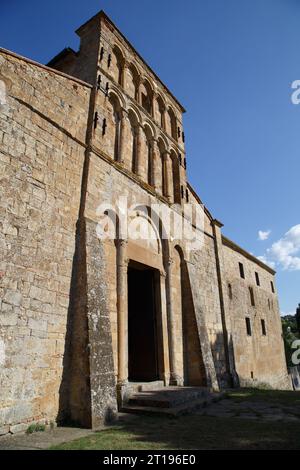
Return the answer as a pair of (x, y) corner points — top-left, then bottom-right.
(226, 388), (300, 406)
(50, 389), (300, 450)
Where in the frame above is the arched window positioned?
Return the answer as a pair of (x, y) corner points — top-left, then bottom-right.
(158, 138), (167, 197)
(109, 94), (122, 161)
(144, 125), (154, 186)
(128, 110), (139, 173)
(140, 80), (153, 115)
(111, 45), (124, 85)
(170, 150), (181, 204)
(154, 95), (165, 129)
(125, 64), (140, 100)
(167, 107), (177, 140)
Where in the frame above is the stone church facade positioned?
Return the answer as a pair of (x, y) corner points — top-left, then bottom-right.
(0, 11), (290, 433)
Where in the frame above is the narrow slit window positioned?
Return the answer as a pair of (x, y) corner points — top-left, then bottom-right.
(255, 272), (260, 286)
(261, 319), (267, 336)
(249, 287), (255, 307)
(100, 46), (104, 61)
(102, 118), (107, 136)
(245, 317), (252, 336)
(271, 281), (275, 293)
(228, 283), (233, 300)
(94, 111), (98, 129)
(239, 262), (245, 279)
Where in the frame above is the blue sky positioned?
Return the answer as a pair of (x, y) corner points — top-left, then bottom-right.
(1, 0), (299, 315)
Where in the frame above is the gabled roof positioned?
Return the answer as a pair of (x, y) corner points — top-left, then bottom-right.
(47, 47), (78, 67)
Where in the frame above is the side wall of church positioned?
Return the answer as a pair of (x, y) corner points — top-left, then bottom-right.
(222, 240), (291, 389)
(0, 51), (90, 433)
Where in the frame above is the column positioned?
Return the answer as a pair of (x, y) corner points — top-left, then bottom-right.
(117, 239), (128, 386)
(161, 107), (166, 130)
(135, 124), (143, 177)
(120, 60), (126, 88)
(152, 139), (160, 193)
(165, 257), (181, 385)
(167, 154), (174, 203)
(119, 110), (128, 164)
(159, 269), (170, 385)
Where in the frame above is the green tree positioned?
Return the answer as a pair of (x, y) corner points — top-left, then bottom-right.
(282, 315), (300, 367)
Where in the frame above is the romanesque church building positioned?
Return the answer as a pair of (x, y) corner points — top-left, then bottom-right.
(0, 11), (290, 433)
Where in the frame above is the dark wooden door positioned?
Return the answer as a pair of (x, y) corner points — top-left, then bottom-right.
(128, 267), (158, 381)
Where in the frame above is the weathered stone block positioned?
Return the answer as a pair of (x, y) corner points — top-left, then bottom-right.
(28, 318), (47, 332)
(9, 423), (28, 434)
(3, 290), (22, 306)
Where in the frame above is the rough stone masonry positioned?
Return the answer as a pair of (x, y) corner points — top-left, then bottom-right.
(0, 10), (291, 435)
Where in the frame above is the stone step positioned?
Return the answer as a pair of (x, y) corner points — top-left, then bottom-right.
(122, 393), (222, 418)
(128, 387), (209, 408)
(138, 381), (165, 392)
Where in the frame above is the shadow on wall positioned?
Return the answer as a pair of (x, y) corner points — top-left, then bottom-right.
(179, 249), (236, 390)
(180, 256), (207, 387)
(57, 217), (118, 429)
(57, 218), (92, 428)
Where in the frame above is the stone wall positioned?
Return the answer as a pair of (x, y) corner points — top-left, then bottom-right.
(0, 50), (91, 433)
(221, 238), (291, 389)
(188, 234), (228, 390)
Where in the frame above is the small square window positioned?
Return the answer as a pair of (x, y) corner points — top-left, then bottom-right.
(255, 272), (260, 286)
(245, 317), (251, 336)
(239, 262), (245, 279)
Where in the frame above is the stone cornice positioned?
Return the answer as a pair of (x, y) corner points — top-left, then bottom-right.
(222, 235), (276, 275)
(0, 47), (93, 89)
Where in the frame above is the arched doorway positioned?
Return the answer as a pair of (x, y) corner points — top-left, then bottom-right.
(128, 261), (160, 382)
(126, 209), (166, 383)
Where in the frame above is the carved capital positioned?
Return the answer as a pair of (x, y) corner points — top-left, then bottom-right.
(120, 108), (129, 120)
(117, 238), (128, 249)
(163, 150), (171, 161)
(167, 257), (174, 267)
(160, 269), (167, 278)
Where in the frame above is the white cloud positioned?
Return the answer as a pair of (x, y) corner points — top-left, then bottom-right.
(257, 255), (276, 269)
(258, 229), (271, 241)
(258, 224), (300, 271)
(281, 311), (296, 317)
